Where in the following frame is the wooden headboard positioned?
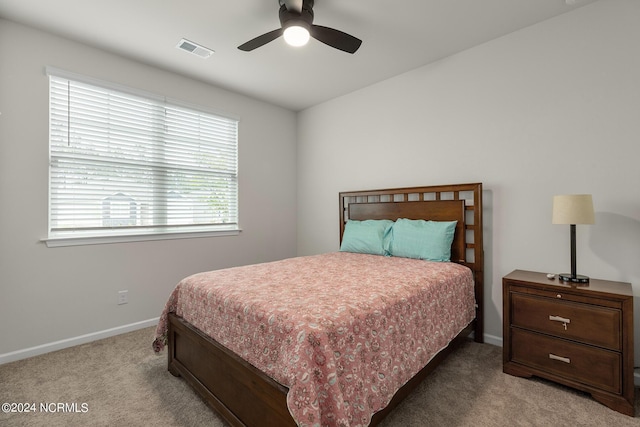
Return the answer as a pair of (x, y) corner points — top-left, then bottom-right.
(339, 183), (484, 342)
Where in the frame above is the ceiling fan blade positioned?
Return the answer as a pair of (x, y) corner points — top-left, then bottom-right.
(310, 25), (362, 54)
(238, 28), (284, 51)
(282, 0), (304, 13)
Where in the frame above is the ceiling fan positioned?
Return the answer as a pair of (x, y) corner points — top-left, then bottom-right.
(238, 0), (362, 54)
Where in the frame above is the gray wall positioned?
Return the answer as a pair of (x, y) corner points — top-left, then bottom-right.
(296, 0), (640, 364)
(0, 19), (298, 357)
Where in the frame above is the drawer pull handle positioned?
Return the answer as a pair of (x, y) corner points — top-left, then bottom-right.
(549, 315), (571, 330)
(549, 353), (571, 364)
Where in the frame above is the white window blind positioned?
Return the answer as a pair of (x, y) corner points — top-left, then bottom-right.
(47, 69), (239, 242)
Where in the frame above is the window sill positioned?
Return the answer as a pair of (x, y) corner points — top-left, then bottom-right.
(42, 227), (241, 247)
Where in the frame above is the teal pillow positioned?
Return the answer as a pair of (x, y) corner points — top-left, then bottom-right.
(387, 218), (457, 261)
(340, 219), (393, 256)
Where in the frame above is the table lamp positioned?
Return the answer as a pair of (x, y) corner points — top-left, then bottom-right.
(552, 194), (595, 283)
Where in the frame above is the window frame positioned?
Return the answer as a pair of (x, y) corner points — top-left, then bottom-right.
(43, 67), (241, 247)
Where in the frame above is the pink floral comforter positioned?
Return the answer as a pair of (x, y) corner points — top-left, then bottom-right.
(153, 252), (475, 427)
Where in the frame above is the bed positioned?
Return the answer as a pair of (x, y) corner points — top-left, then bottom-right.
(154, 182), (484, 427)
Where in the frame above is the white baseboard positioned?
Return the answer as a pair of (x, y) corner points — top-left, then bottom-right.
(0, 318), (159, 365)
(482, 333), (503, 347)
(0, 327), (502, 365)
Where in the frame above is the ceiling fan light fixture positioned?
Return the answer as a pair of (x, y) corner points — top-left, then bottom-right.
(283, 25), (310, 47)
(238, 0), (361, 54)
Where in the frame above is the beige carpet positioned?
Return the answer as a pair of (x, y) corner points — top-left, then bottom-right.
(1, 327), (638, 426)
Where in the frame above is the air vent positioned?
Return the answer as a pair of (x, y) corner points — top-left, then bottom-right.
(176, 38), (214, 58)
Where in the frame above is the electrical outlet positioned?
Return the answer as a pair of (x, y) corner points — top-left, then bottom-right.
(117, 290), (128, 305)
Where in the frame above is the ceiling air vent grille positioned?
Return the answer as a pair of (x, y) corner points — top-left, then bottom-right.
(176, 39), (214, 58)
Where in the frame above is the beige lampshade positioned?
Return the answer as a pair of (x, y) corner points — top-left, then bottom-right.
(552, 194), (595, 225)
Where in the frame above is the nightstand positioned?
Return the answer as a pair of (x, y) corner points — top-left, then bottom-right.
(503, 270), (634, 416)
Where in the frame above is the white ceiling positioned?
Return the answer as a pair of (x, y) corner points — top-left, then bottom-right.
(0, 0), (598, 111)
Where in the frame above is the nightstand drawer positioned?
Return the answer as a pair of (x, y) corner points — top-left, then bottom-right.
(511, 329), (621, 394)
(511, 292), (621, 350)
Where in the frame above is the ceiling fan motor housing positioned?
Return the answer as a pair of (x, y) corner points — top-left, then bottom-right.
(279, 1), (314, 31)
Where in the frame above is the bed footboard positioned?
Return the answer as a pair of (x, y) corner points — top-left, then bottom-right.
(168, 313), (296, 427)
(169, 313), (475, 427)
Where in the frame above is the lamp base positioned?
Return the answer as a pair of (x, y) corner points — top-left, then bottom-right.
(558, 273), (590, 284)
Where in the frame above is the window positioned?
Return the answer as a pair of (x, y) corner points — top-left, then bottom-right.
(46, 68), (239, 246)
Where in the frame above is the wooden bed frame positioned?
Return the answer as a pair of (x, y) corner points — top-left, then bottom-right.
(167, 183), (484, 427)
